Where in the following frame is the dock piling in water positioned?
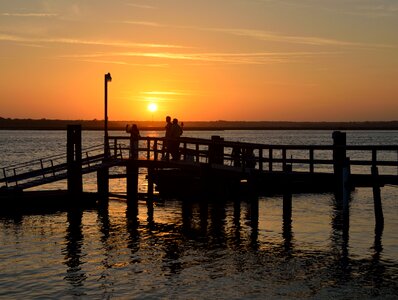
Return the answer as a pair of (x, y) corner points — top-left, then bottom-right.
(97, 168), (109, 205)
(67, 125), (83, 197)
(126, 162), (139, 212)
(372, 166), (384, 231)
(333, 131), (347, 183)
(283, 164), (293, 224)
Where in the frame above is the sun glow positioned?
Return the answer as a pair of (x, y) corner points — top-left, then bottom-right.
(147, 102), (158, 113)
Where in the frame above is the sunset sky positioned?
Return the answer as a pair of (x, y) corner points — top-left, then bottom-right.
(1, 0), (397, 121)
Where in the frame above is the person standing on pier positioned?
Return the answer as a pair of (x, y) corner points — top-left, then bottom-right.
(170, 118), (183, 161)
(232, 146), (241, 167)
(126, 124), (140, 159)
(163, 116), (172, 160)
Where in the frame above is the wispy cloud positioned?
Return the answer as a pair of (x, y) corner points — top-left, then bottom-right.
(1, 12), (58, 17)
(344, 3), (398, 18)
(141, 91), (193, 96)
(256, 0), (398, 18)
(64, 50), (338, 65)
(206, 27), (395, 48)
(0, 33), (187, 49)
(69, 58), (167, 67)
(117, 20), (395, 49)
(122, 21), (162, 27)
(126, 3), (156, 9)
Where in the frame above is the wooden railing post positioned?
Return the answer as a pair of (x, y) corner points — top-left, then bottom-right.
(2, 168), (8, 187)
(309, 148), (314, 173)
(196, 144), (200, 163)
(147, 139), (150, 160)
(209, 136), (224, 165)
(154, 140), (158, 161)
(282, 148), (287, 170)
(333, 131), (350, 198)
(13, 169), (18, 186)
(269, 148), (273, 171)
(333, 131), (346, 180)
(183, 142), (187, 161)
(372, 149), (377, 168)
(51, 160), (56, 176)
(40, 159), (45, 178)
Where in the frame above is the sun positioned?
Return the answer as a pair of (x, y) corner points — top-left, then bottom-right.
(147, 102), (158, 113)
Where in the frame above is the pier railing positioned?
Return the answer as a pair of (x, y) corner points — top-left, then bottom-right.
(2, 135), (397, 190)
(108, 136), (398, 176)
(0, 144), (122, 189)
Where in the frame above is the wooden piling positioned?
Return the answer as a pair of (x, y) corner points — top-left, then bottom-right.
(333, 131), (347, 183)
(67, 125), (83, 197)
(282, 178), (293, 253)
(342, 157), (351, 214)
(126, 162), (139, 213)
(97, 168), (109, 205)
(146, 167), (154, 222)
(372, 166), (384, 231)
(249, 195), (259, 248)
(283, 164), (292, 223)
(147, 167), (154, 199)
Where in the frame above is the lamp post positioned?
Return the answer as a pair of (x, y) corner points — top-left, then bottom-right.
(104, 72), (112, 158)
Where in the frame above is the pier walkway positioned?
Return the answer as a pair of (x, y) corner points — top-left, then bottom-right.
(1, 133), (398, 193)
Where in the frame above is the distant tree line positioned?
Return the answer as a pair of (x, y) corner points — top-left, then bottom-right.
(1, 117), (398, 130)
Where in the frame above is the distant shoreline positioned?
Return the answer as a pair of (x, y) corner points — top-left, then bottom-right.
(1, 118), (398, 131)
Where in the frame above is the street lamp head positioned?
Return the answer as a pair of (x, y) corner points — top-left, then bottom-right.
(105, 72), (112, 82)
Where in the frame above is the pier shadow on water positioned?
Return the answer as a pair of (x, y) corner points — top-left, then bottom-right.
(1, 191), (397, 299)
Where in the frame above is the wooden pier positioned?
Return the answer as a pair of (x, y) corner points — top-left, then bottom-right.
(1, 126), (397, 229)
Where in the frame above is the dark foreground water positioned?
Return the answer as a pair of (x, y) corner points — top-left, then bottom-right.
(0, 130), (397, 299)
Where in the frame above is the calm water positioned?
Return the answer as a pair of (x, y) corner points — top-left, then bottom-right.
(0, 130), (397, 299)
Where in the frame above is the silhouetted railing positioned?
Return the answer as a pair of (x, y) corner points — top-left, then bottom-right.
(1, 136), (397, 190)
(108, 136), (398, 176)
(0, 144), (122, 189)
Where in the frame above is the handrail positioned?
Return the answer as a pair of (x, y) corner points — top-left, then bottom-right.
(0, 143), (122, 187)
(1, 135), (397, 190)
(108, 135), (398, 175)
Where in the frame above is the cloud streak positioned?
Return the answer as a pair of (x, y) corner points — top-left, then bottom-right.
(141, 91), (193, 96)
(126, 3), (156, 9)
(70, 58), (167, 67)
(62, 50), (338, 65)
(203, 27), (395, 49)
(120, 20), (395, 49)
(121, 21), (162, 27)
(0, 33), (187, 49)
(1, 12), (58, 17)
(256, 0), (398, 18)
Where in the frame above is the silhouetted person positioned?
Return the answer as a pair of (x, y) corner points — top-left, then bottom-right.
(126, 124), (140, 159)
(244, 147), (256, 168)
(232, 146), (241, 167)
(170, 118), (183, 161)
(162, 116), (172, 160)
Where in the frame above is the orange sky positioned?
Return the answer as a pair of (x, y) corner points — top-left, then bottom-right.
(1, 0), (397, 121)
